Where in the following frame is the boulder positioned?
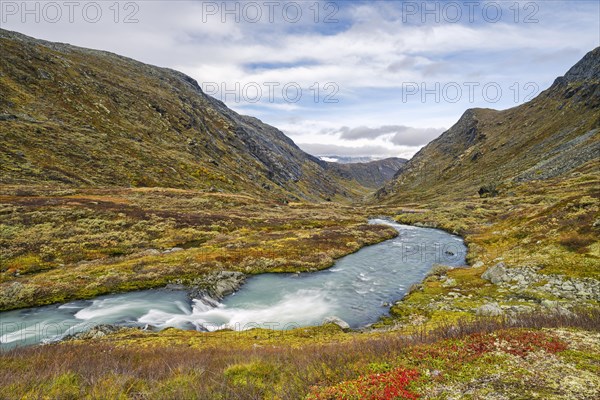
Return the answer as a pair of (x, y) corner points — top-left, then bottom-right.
(189, 270), (246, 300)
(64, 324), (122, 341)
(481, 262), (508, 284)
(476, 302), (504, 316)
(323, 316), (351, 331)
(442, 278), (457, 288)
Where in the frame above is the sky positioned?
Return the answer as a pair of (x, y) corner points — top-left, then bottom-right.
(1, 0), (599, 159)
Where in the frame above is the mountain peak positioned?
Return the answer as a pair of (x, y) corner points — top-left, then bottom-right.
(553, 46), (600, 86)
(377, 45), (600, 202)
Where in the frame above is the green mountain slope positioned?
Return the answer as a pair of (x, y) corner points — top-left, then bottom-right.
(376, 47), (600, 202)
(0, 29), (366, 202)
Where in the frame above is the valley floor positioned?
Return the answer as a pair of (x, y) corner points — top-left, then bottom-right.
(0, 163), (598, 399)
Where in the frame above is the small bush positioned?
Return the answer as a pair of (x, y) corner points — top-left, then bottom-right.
(307, 368), (420, 400)
(559, 233), (595, 253)
(478, 184), (499, 198)
(407, 283), (422, 295)
(426, 264), (450, 278)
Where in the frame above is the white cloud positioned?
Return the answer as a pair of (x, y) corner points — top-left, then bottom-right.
(2, 0), (598, 159)
(296, 142), (420, 159)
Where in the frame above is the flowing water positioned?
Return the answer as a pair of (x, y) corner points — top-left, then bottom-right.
(0, 219), (466, 349)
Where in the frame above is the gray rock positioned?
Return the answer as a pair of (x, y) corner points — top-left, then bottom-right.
(514, 274), (527, 285)
(163, 247), (184, 254)
(472, 261), (484, 268)
(476, 302), (504, 316)
(0, 114), (17, 121)
(442, 278), (457, 288)
(141, 248), (161, 256)
(561, 282), (575, 291)
(481, 262), (508, 284)
(323, 316), (351, 331)
(64, 324), (122, 341)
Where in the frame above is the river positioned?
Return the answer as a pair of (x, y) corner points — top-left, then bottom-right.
(0, 219), (466, 349)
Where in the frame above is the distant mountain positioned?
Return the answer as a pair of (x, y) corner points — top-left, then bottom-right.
(376, 47), (600, 202)
(0, 29), (367, 202)
(319, 156), (387, 164)
(326, 157), (407, 189)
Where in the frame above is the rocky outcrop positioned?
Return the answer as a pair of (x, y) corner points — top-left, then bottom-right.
(63, 324), (124, 341)
(481, 263), (600, 301)
(187, 270), (246, 302)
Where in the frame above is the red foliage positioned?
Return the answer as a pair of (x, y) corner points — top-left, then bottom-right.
(465, 330), (568, 357)
(307, 368), (420, 400)
(307, 329), (567, 399)
(406, 329), (567, 366)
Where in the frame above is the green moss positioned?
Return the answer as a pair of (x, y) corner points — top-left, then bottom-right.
(44, 372), (83, 400)
(224, 361), (280, 388)
(560, 350), (600, 374)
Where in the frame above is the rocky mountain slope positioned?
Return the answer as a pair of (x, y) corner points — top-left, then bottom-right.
(0, 29), (366, 202)
(376, 47), (600, 202)
(325, 157), (407, 189)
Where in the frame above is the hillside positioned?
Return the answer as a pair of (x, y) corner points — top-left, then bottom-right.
(0, 29), (405, 312)
(367, 47), (599, 331)
(0, 29), (367, 202)
(376, 47), (600, 202)
(325, 157), (407, 189)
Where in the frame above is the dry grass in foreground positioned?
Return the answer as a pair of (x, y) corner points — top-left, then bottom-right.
(1, 309), (598, 399)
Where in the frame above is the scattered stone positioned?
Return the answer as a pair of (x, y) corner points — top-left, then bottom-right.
(480, 263), (600, 302)
(561, 282), (575, 291)
(472, 261), (484, 268)
(541, 300), (573, 316)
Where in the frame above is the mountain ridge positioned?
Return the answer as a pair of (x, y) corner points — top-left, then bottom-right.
(376, 46), (600, 202)
(0, 29), (378, 202)
(326, 157), (407, 189)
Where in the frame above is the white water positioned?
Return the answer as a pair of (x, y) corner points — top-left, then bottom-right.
(0, 219), (466, 349)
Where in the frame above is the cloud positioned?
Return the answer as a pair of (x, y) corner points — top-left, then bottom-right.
(296, 143), (418, 159)
(389, 127), (446, 146)
(2, 0), (597, 160)
(327, 125), (445, 146)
